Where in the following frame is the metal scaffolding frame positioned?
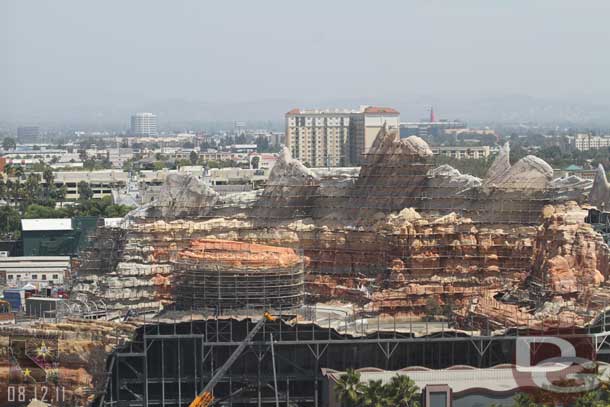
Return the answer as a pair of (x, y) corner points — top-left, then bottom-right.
(101, 307), (610, 407)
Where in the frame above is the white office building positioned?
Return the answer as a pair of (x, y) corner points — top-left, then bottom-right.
(130, 113), (158, 136)
(569, 133), (610, 151)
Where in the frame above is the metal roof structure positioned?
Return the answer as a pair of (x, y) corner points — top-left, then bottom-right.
(0, 256), (70, 273)
(21, 219), (72, 231)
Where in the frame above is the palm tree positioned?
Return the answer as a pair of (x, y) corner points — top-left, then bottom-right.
(361, 379), (390, 407)
(386, 375), (420, 407)
(335, 369), (364, 407)
(13, 165), (24, 180)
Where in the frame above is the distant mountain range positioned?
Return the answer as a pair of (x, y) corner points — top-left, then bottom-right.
(3, 94), (610, 131)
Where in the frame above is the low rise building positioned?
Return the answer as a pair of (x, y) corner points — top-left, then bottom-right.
(554, 165), (599, 180)
(430, 146), (494, 160)
(248, 152), (278, 170)
(228, 144), (258, 154)
(0, 256), (70, 289)
(198, 150), (234, 162)
(21, 218), (99, 256)
(207, 167), (269, 190)
(568, 133), (610, 151)
(400, 120), (467, 140)
(2, 149), (82, 170)
(53, 170), (128, 199)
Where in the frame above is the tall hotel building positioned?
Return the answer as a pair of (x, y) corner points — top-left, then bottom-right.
(285, 106), (399, 167)
(130, 112), (158, 136)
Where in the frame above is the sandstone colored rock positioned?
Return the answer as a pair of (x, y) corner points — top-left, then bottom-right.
(179, 238), (303, 268)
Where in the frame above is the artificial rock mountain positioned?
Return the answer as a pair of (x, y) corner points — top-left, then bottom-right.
(75, 127), (610, 328)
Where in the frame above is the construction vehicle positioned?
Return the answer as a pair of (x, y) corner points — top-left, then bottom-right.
(189, 311), (277, 407)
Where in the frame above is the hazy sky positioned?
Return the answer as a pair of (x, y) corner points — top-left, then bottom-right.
(2, 1), (610, 124)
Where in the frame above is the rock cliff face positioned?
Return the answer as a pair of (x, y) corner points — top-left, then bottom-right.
(131, 173), (219, 219)
(173, 239), (306, 311)
(253, 147), (320, 220)
(73, 128), (610, 326)
(530, 203), (608, 294)
(589, 164), (610, 209)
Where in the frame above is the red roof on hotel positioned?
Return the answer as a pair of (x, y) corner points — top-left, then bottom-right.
(364, 106), (399, 114)
(286, 108), (301, 115)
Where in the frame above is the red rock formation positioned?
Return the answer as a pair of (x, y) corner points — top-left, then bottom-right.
(531, 204), (608, 295)
(179, 239), (303, 268)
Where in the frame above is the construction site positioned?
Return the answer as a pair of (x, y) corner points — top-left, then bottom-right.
(3, 127), (610, 406)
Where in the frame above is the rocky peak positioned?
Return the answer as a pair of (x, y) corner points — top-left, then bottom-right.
(484, 142), (511, 187)
(268, 147), (319, 184)
(487, 154), (553, 190)
(367, 126), (433, 162)
(589, 164), (610, 209)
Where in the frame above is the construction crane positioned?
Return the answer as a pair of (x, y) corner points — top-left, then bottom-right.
(189, 311), (277, 407)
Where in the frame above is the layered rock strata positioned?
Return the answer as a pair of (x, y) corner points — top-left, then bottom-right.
(74, 128), (610, 328)
(173, 239), (306, 311)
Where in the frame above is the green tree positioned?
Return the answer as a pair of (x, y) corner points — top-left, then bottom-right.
(511, 393), (541, 407)
(77, 181), (94, 201)
(361, 379), (390, 407)
(335, 369), (364, 407)
(103, 203), (133, 217)
(385, 375), (420, 407)
(51, 184), (67, 204)
(189, 150), (199, 165)
(255, 135), (270, 152)
(251, 156), (260, 169)
(24, 204), (68, 219)
(0, 206), (21, 237)
(42, 167), (54, 184)
(13, 165), (24, 180)
(2, 137), (16, 151)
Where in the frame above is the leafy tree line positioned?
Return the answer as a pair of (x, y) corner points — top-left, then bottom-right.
(255, 135), (280, 153)
(534, 145), (610, 171)
(1, 166), (66, 210)
(0, 165), (132, 238)
(23, 196), (132, 219)
(336, 367), (610, 407)
(335, 369), (420, 407)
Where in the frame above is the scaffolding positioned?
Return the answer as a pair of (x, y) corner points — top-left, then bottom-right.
(173, 261), (305, 313)
(101, 308), (610, 407)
